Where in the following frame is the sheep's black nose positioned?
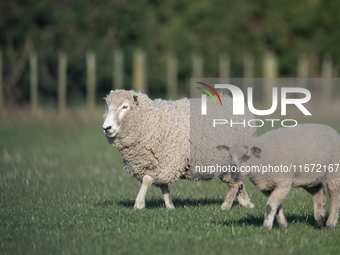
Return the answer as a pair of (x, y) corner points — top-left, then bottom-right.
(103, 126), (112, 131)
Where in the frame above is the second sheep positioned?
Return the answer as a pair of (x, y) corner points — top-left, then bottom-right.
(218, 123), (340, 230)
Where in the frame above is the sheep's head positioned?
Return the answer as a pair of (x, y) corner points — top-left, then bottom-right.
(217, 144), (261, 178)
(103, 90), (141, 139)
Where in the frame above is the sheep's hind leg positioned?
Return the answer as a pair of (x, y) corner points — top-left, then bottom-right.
(159, 184), (175, 209)
(325, 180), (340, 228)
(276, 204), (288, 229)
(134, 175), (153, 210)
(305, 183), (326, 228)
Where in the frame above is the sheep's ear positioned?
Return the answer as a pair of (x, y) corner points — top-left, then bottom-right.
(133, 94), (139, 105)
(217, 145), (230, 152)
(251, 146), (261, 158)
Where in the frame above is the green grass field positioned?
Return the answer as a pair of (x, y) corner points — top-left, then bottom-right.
(1, 112), (340, 255)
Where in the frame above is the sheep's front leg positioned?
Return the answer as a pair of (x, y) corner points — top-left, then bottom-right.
(159, 184), (175, 209)
(262, 187), (290, 230)
(221, 179), (254, 210)
(134, 175), (153, 209)
(221, 179), (239, 210)
(236, 183), (254, 208)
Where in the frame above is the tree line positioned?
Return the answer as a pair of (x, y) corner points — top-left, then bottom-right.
(0, 0), (339, 106)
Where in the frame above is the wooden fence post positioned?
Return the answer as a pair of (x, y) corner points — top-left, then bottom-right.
(0, 49), (3, 113)
(86, 50), (96, 111)
(321, 54), (333, 101)
(297, 53), (309, 78)
(333, 65), (338, 78)
(58, 51), (67, 114)
(133, 48), (147, 93)
(243, 52), (254, 90)
(297, 53), (309, 89)
(262, 50), (278, 107)
(219, 54), (230, 83)
(243, 52), (254, 78)
(30, 51), (38, 111)
(192, 53), (203, 98)
(167, 51), (178, 99)
(113, 49), (123, 90)
(192, 53), (203, 78)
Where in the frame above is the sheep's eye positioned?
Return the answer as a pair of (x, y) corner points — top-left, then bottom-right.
(122, 105), (128, 109)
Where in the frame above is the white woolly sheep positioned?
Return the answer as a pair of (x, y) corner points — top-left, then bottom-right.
(103, 89), (256, 210)
(218, 123), (340, 230)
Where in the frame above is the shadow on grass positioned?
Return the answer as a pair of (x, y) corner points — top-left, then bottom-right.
(95, 199), (321, 228)
(95, 197), (229, 209)
(212, 213), (319, 229)
(211, 214), (264, 227)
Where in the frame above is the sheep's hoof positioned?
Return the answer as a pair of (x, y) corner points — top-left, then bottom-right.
(221, 202), (232, 210)
(262, 224), (272, 231)
(246, 201), (255, 208)
(279, 222), (289, 229)
(237, 197), (255, 209)
(134, 202), (145, 210)
(326, 216), (337, 228)
(316, 218), (326, 228)
(166, 204), (176, 210)
(326, 222), (337, 228)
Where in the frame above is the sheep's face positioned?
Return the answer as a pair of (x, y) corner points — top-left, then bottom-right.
(217, 144), (261, 178)
(103, 91), (137, 138)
